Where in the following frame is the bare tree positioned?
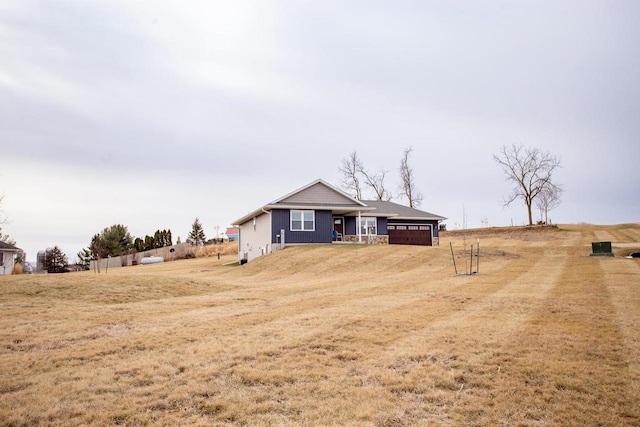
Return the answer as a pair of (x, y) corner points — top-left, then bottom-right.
(535, 182), (563, 224)
(361, 167), (392, 201)
(338, 151), (363, 200)
(0, 194), (14, 245)
(493, 144), (561, 225)
(398, 147), (423, 208)
(0, 194), (5, 226)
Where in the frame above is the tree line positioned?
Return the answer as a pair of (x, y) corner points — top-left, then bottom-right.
(344, 144), (562, 226)
(75, 218), (209, 269)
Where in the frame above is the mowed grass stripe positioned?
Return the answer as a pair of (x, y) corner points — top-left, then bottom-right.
(175, 249), (552, 425)
(472, 253), (639, 426)
(1, 224), (639, 426)
(217, 245), (560, 425)
(601, 258), (640, 420)
(618, 226), (640, 242)
(346, 247), (568, 425)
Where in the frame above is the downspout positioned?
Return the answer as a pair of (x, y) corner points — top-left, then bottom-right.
(261, 208), (272, 253)
(236, 226), (241, 262)
(358, 211), (362, 243)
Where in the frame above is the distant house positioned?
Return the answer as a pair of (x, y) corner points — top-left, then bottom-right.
(231, 179), (446, 262)
(225, 227), (239, 241)
(0, 241), (20, 275)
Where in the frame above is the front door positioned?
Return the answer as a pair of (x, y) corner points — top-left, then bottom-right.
(333, 217), (344, 241)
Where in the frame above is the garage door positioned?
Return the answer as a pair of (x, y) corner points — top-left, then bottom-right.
(388, 225), (432, 246)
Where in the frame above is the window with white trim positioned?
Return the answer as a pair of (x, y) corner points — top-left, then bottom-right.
(291, 210), (315, 231)
(359, 217), (377, 235)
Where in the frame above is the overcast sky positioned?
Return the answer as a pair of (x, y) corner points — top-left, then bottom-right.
(1, 1), (639, 262)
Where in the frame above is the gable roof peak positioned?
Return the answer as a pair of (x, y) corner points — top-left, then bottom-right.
(270, 178), (367, 207)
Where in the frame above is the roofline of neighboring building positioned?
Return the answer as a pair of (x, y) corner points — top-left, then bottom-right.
(0, 243), (20, 251)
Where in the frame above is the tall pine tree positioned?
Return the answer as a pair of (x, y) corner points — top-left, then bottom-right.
(43, 246), (69, 273)
(187, 218), (206, 246)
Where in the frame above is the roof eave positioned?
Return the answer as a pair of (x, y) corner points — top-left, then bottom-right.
(231, 207), (268, 226)
(391, 216), (448, 221)
(232, 204), (380, 225)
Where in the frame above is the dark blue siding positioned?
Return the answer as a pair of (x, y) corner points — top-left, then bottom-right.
(377, 217), (388, 235)
(345, 216), (357, 236)
(271, 210), (289, 244)
(271, 209), (333, 244)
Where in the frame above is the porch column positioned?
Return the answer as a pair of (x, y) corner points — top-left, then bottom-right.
(358, 211), (362, 243)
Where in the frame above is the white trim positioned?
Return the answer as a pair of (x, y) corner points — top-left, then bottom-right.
(358, 217), (378, 236)
(290, 209), (315, 232)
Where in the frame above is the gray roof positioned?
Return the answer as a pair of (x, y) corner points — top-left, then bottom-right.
(231, 179), (447, 226)
(361, 200), (447, 221)
(232, 179), (372, 226)
(0, 241), (19, 251)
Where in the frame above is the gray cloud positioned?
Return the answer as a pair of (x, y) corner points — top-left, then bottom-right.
(1, 0), (638, 260)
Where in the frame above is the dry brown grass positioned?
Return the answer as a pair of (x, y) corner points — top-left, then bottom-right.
(195, 241), (238, 258)
(11, 263), (23, 275)
(1, 223), (639, 426)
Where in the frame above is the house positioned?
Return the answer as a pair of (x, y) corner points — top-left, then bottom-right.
(0, 241), (20, 275)
(362, 199), (447, 246)
(225, 227), (239, 241)
(231, 179), (446, 263)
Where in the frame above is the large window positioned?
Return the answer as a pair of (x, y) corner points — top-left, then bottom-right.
(359, 217), (377, 235)
(291, 210), (315, 231)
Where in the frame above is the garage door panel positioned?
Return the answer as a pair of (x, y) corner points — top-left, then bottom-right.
(388, 225), (432, 246)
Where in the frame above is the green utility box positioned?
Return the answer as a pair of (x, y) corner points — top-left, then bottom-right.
(591, 241), (614, 257)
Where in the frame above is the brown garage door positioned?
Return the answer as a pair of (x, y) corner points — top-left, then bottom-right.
(388, 225), (432, 246)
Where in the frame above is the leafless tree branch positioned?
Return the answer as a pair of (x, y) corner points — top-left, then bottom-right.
(535, 182), (564, 224)
(493, 144), (561, 225)
(338, 151), (363, 200)
(361, 167), (392, 201)
(398, 147), (423, 208)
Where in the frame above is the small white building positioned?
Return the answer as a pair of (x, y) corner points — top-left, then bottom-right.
(0, 241), (20, 275)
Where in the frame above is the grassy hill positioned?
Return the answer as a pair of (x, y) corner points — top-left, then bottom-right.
(1, 223), (639, 426)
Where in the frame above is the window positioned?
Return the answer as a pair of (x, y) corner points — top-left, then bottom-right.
(388, 225), (395, 230)
(291, 210), (314, 231)
(359, 217), (377, 235)
(419, 225), (430, 231)
(408, 225), (419, 230)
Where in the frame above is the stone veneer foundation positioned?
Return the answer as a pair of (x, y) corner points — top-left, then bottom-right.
(342, 235), (389, 244)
